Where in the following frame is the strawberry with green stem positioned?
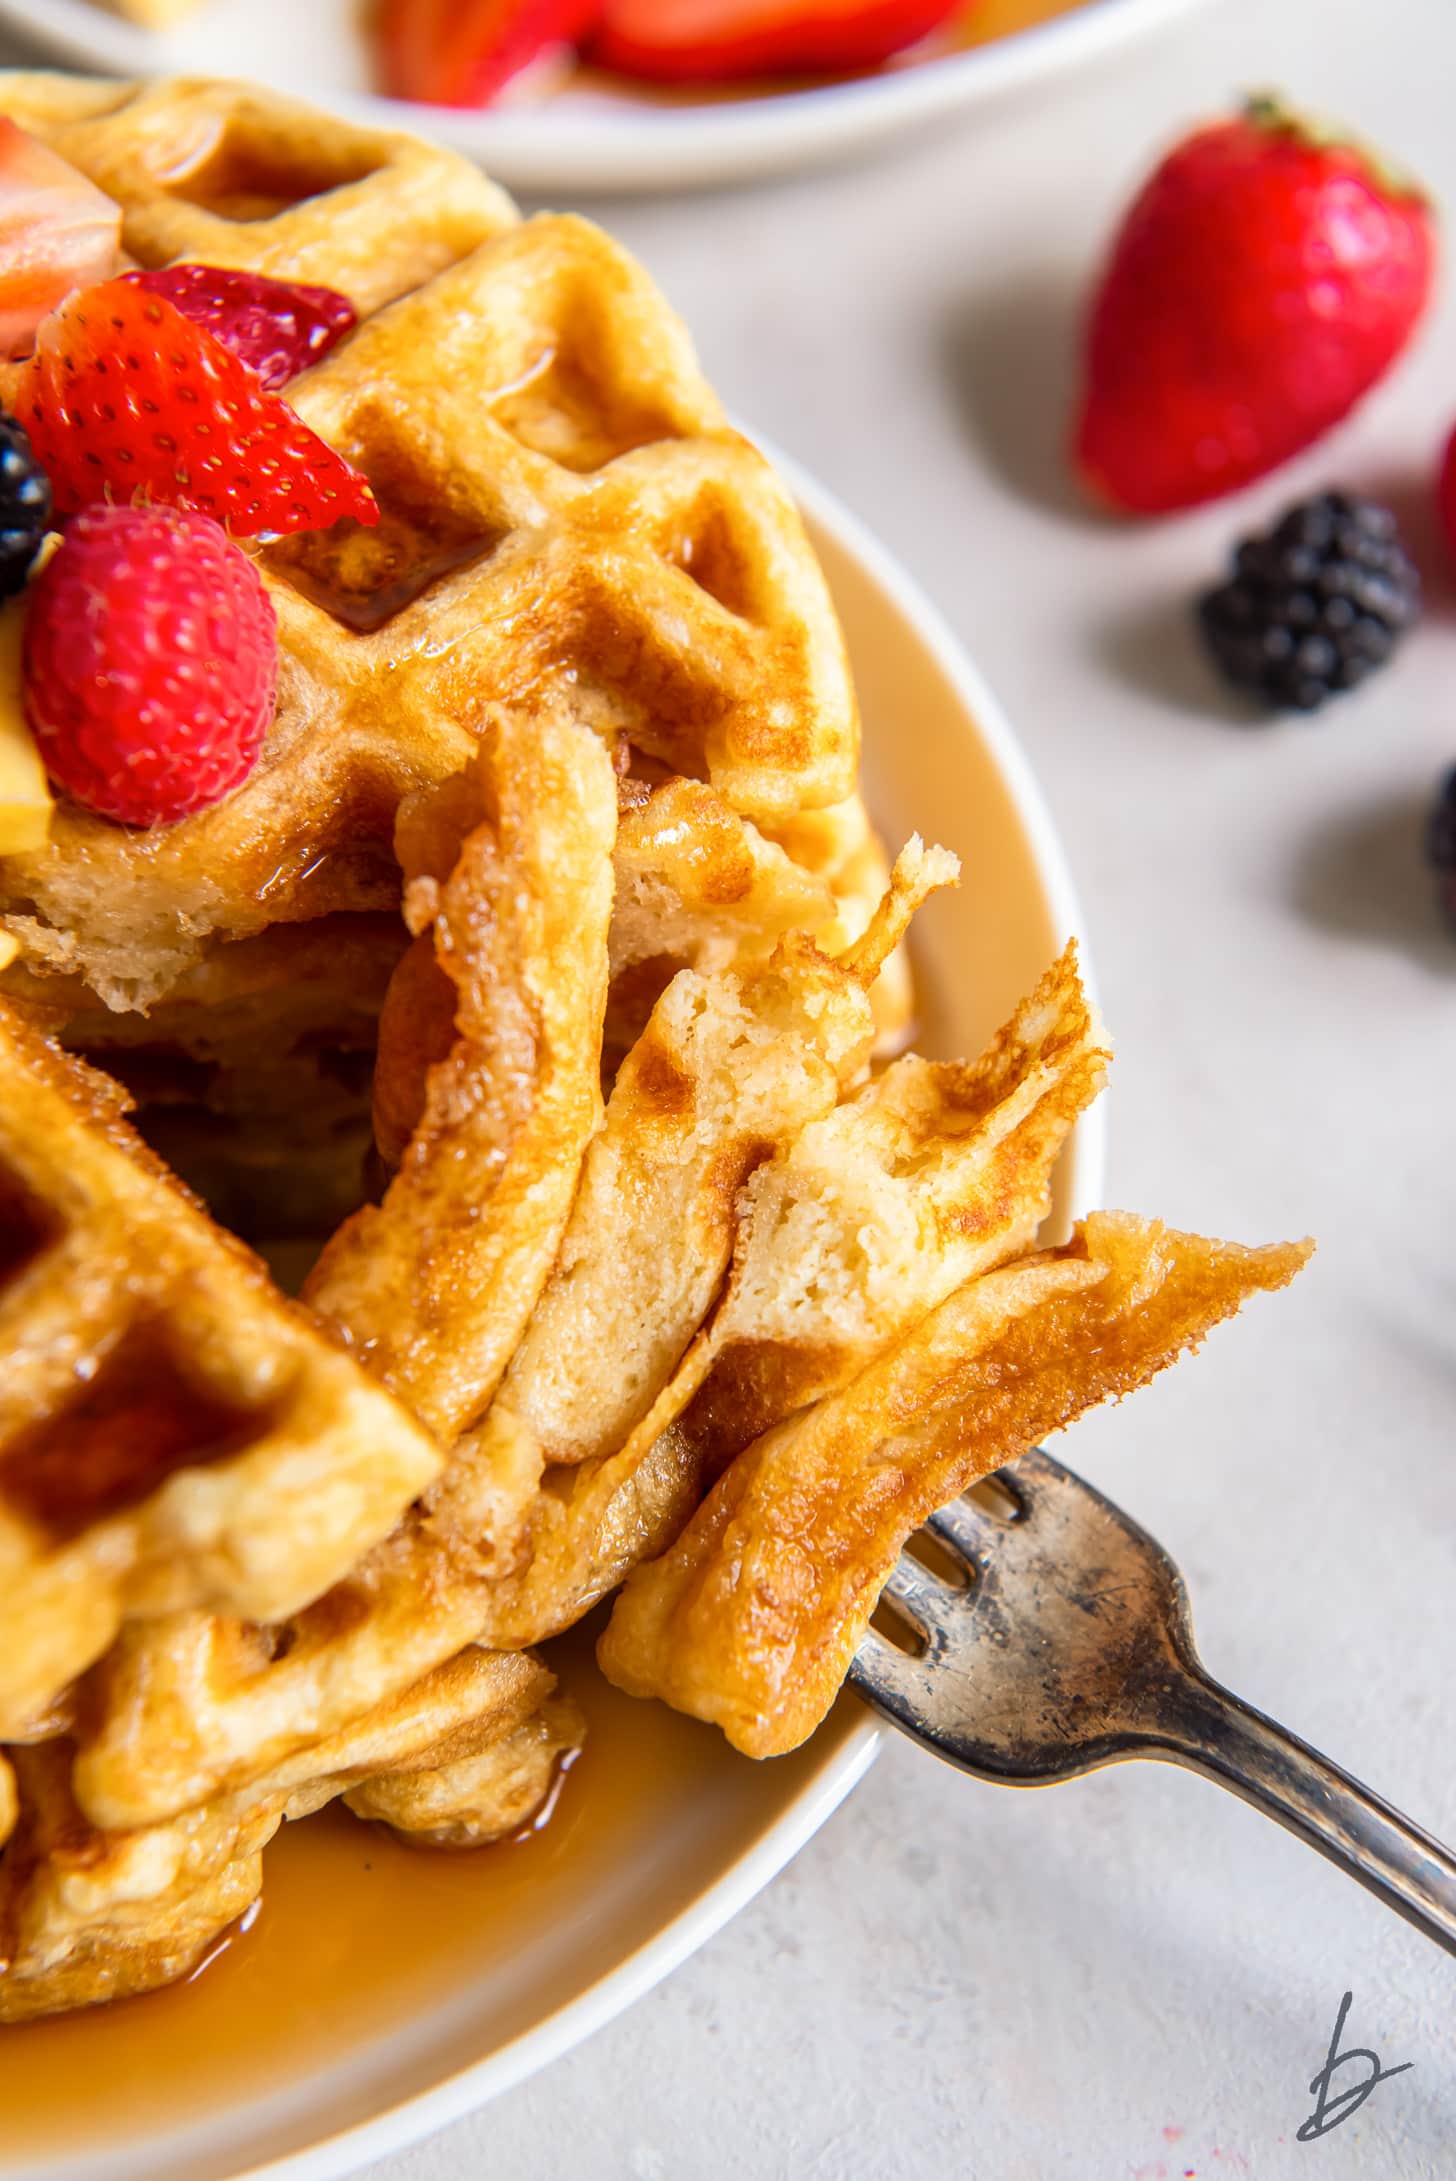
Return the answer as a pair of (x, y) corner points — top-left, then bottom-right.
(1074, 96), (1436, 517)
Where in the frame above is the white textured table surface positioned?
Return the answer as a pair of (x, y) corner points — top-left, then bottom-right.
(14, 0), (1455, 2170)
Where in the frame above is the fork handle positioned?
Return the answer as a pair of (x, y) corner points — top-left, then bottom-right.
(1152, 1668), (1456, 1957)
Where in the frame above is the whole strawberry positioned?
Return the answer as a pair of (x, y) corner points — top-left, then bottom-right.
(1075, 96), (1435, 516)
(24, 504), (277, 826)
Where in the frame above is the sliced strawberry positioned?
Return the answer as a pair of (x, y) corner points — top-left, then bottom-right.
(124, 266), (357, 392)
(0, 118), (121, 361)
(589, 0), (957, 81)
(17, 278), (377, 538)
(374, 0), (601, 104)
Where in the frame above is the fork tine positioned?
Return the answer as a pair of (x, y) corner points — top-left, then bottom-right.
(877, 1548), (957, 1636)
(999, 1445), (1062, 1502)
(849, 1625), (928, 1708)
(918, 1448), (1059, 1560)
(920, 1492), (999, 1563)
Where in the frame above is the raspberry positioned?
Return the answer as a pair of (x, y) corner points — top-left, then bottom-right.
(23, 504), (277, 827)
(123, 265), (356, 391)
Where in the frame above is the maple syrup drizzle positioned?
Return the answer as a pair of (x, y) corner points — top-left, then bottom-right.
(178, 1894), (262, 1990)
(0, 1629), (725, 2164)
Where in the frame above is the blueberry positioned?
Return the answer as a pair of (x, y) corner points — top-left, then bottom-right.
(0, 414), (51, 600)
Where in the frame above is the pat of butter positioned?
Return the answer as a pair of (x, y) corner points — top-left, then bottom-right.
(0, 549), (54, 858)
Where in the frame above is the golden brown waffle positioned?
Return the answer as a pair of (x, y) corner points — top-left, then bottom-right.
(620, 941), (1111, 1480)
(65, 867), (1122, 1839)
(59, 816), (947, 1834)
(0, 72), (874, 1058)
(0, 1646), (574, 2022)
(306, 704), (618, 1443)
(1, 1739), (281, 2024)
(342, 1690), (584, 1849)
(0, 838), (1309, 2015)
(0, 995), (443, 1743)
(0, 74), (516, 314)
(599, 1214), (1314, 1757)
(4, 913), (409, 1236)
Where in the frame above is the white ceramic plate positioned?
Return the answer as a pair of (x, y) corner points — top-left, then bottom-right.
(0, 0), (1212, 192)
(0, 451), (1101, 2181)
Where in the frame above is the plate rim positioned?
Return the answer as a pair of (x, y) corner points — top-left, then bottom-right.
(0, 0), (1214, 190)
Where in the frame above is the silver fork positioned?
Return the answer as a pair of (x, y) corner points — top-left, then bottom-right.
(849, 1445), (1456, 1954)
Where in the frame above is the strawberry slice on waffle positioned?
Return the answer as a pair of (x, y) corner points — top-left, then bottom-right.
(17, 276), (377, 536)
(0, 117), (120, 361)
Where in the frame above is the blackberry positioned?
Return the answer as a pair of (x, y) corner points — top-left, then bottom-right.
(1427, 765), (1456, 928)
(1198, 492), (1419, 713)
(0, 413), (50, 600)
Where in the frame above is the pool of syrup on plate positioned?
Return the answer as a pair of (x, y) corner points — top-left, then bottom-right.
(0, 1623), (725, 2165)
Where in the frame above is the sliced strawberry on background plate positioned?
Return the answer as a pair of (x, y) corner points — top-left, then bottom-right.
(124, 266), (357, 392)
(17, 277), (377, 538)
(374, 0), (602, 106)
(0, 117), (120, 362)
(589, 0), (959, 83)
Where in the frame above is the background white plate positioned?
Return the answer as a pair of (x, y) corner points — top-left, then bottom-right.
(0, 0), (1212, 192)
(0, 451), (1101, 2181)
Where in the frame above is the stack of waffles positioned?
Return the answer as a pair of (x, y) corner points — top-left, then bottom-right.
(0, 73), (898, 1234)
(0, 74), (1310, 2022)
